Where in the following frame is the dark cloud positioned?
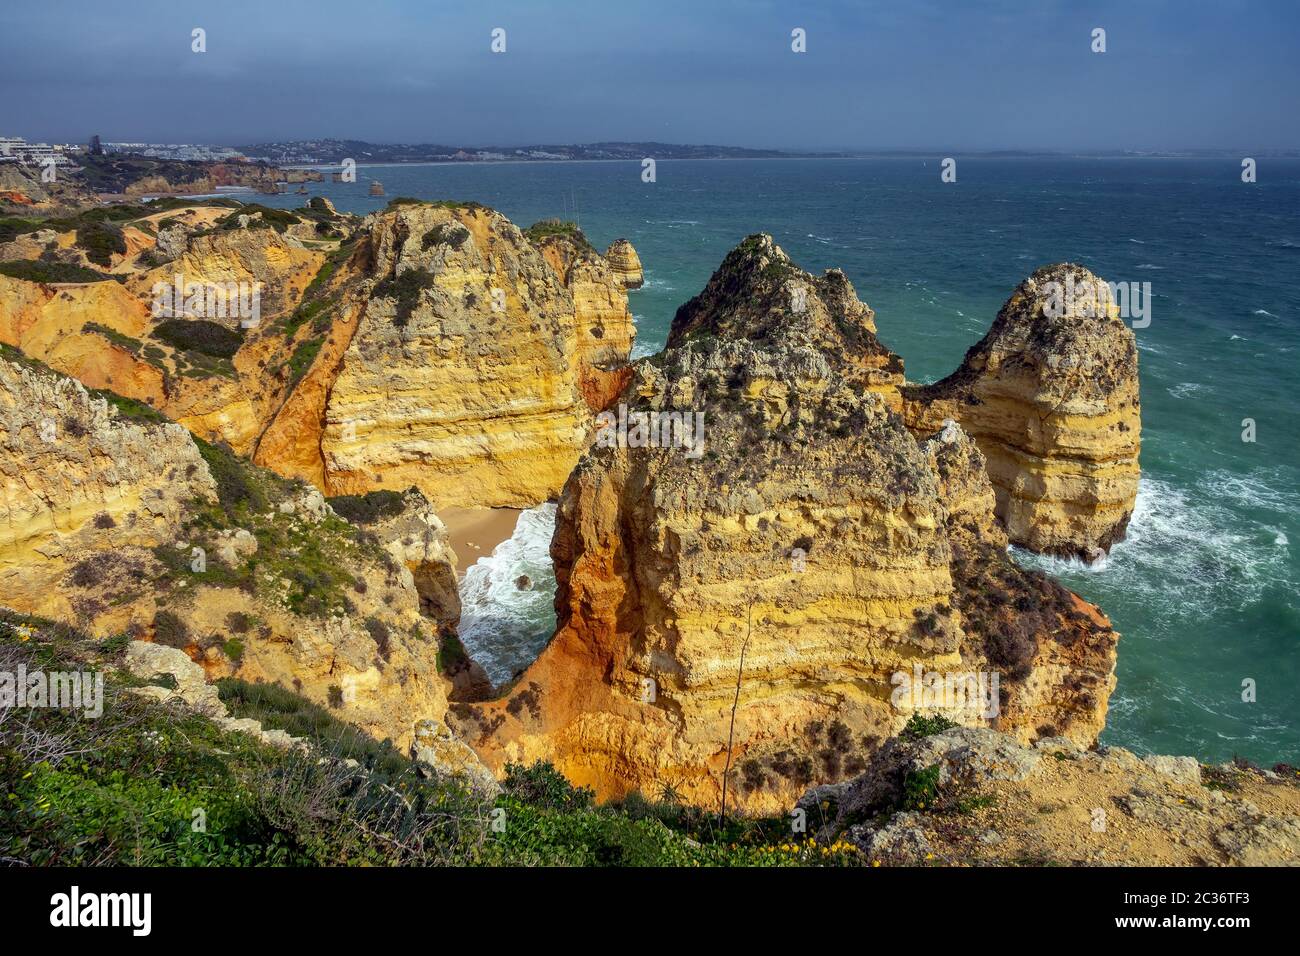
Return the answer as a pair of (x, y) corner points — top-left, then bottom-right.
(2, 0), (1296, 150)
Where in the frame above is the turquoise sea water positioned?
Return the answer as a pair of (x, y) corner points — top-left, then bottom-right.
(259, 157), (1299, 765)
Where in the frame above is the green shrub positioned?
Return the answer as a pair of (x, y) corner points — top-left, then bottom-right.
(326, 489), (405, 525)
(900, 764), (942, 811)
(151, 319), (243, 358)
(899, 712), (957, 741)
(421, 223), (469, 250)
(193, 437), (270, 516)
(0, 260), (114, 283)
(523, 218), (593, 250)
(502, 761), (594, 811)
(75, 220), (127, 266)
(372, 267), (435, 327)
(152, 610), (190, 649)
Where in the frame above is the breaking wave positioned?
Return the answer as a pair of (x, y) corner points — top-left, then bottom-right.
(457, 503), (559, 686)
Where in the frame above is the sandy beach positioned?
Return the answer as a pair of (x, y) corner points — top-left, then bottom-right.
(439, 506), (523, 578)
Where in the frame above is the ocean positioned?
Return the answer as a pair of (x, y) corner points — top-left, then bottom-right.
(258, 157), (1300, 765)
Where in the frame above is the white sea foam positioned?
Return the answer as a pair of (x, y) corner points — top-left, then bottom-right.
(1167, 382), (1209, 399)
(457, 503), (559, 686)
(1014, 475), (1291, 623)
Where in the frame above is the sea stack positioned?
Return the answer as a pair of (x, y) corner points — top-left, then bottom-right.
(902, 263), (1141, 559)
(604, 238), (644, 289)
(450, 236), (1120, 813)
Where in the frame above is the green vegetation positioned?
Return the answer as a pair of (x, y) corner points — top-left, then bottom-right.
(286, 336), (324, 384)
(80, 322), (149, 359)
(217, 678), (408, 775)
(162, 437), (370, 618)
(0, 260), (115, 284)
(217, 204), (299, 234)
(1, 612), (865, 867)
(438, 631), (471, 674)
(523, 218), (593, 251)
(898, 712), (958, 742)
(421, 222), (469, 250)
(151, 318), (243, 359)
(373, 267), (436, 327)
(75, 220), (127, 266)
(900, 764), (942, 812)
(326, 489), (406, 526)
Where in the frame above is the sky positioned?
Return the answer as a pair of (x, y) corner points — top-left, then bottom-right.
(2, 0), (1297, 151)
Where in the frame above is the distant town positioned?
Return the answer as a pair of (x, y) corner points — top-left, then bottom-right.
(0, 135), (829, 170)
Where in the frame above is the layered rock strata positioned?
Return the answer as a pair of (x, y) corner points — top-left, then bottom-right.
(902, 263), (1141, 558)
(604, 239), (644, 289)
(452, 237), (1120, 813)
(0, 352), (472, 753)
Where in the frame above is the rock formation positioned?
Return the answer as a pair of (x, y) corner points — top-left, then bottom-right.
(604, 238), (644, 289)
(0, 351), (474, 753)
(531, 223), (637, 411)
(796, 727), (1300, 867)
(668, 234), (906, 410)
(902, 263), (1141, 558)
(0, 350), (214, 619)
(451, 236), (1120, 813)
(0, 199), (638, 511)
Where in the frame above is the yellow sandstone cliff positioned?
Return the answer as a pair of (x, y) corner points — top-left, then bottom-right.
(450, 237), (1119, 813)
(0, 351), (465, 753)
(902, 263), (1141, 559)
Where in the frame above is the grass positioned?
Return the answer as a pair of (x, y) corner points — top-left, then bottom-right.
(0, 611), (866, 867)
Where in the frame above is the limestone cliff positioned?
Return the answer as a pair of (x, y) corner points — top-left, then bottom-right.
(451, 238), (1119, 813)
(604, 239), (644, 289)
(0, 350), (466, 752)
(0, 203), (335, 455)
(298, 203), (596, 508)
(530, 223), (637, 411)
(902, 263), (1141, 559)
(0, 350), (214, 619)
(1, 200), (640, 512)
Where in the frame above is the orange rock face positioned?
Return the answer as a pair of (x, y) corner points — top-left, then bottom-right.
(451, 236), (1121, 814)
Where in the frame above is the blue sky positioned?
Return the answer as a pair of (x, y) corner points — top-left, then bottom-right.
(2, 0), (1297, 150)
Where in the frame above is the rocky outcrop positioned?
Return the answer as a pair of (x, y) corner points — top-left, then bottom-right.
(796, 728), (1300, 867)
(0, 353), (215, 620)
(604, 239), (644, 289)
(0, 208), (331, 455)
(668, 234), (905, 411)
(0, 352), (471, 752)
(531, 225), (637, 411)
(902, 263), (1141, 559)
(332, 487), (462, 626)
(308, 204), (595, 508)
(452, 237), (1120, 813)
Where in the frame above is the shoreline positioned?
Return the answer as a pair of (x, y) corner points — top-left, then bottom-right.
(439, 506), (523, 578)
